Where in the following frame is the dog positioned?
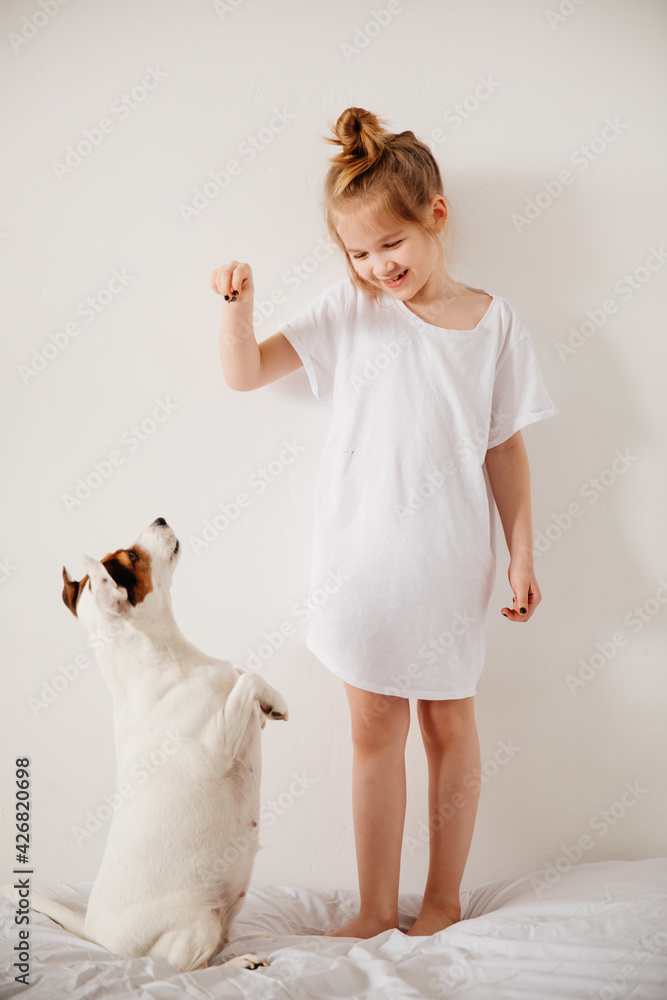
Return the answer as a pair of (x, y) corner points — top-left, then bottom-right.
(3, 517), (288, 973)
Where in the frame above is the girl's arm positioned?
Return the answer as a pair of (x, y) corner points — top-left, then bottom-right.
(484, 430), (541, 622)
(211, 260), (303, 390)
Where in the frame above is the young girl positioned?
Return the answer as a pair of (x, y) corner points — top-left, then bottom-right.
(210, 107), (557, 939)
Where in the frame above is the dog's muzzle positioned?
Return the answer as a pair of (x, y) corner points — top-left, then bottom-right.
(151, 517), (180, 558)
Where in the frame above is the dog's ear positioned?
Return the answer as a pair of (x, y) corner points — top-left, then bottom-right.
(62, 567), (83, 617)
(80, 554), (130, 616)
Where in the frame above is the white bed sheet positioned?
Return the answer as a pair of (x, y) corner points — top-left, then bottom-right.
(2, 858), (666, 999)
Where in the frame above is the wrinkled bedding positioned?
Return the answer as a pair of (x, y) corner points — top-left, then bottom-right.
(1, 858), (666, 999)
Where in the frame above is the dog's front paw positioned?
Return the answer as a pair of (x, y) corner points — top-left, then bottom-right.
(223, 952), (269, 970)
(259, 691), (288, 721)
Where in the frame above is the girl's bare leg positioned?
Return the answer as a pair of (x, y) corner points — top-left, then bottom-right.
(327, 682), (411, 938)
(406, 696), (481, 936)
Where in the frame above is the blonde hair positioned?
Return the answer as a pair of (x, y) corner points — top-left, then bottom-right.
(321, 107), (459, 301)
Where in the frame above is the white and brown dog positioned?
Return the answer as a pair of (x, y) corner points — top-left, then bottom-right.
(4, 517), (288, 973)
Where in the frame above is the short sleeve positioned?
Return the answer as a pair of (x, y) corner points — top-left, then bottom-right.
(279, 279), (348, 404)
(487, 304), (558, 449)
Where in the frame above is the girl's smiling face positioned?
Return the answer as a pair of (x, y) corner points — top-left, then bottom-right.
(335, 197), (446, 301)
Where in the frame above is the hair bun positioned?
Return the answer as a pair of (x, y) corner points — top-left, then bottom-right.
(325, 107), (391, 181)
(335, 107), (388, 159)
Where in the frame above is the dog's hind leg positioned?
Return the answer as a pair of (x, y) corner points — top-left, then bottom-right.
(1, 884), (98, 944)
(218, 672), (288, 760)
(150, 910), (268, 973)
(150, 919), (217, 972)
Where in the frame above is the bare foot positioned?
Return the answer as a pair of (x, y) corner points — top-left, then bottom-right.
(405, 903), (461, 937)
(326, 914), (399, 939)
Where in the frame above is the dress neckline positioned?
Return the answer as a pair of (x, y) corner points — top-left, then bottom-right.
(390, 285), (500, 334)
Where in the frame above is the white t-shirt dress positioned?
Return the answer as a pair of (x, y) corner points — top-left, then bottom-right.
(280, 278), (558, 699)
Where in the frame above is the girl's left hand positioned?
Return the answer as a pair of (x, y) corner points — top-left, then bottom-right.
(501, 562), (542, 622)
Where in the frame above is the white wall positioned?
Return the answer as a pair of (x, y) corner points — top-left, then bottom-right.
(1, 0), (665, 898)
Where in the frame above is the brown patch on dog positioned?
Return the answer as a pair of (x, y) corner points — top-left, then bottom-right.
(62, 568), (88, 617)
(98, 546), (153, 606)
(61, 546), (153, 617)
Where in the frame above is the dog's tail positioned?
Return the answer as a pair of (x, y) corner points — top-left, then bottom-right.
(2, 883), (98, 944)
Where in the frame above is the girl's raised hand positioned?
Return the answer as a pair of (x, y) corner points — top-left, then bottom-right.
(501, 562), (542, 622)
(210, 260), (254, 304)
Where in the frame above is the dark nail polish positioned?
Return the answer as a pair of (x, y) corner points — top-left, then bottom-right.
(224, 295), (229, 300)
(232, 289), (239, 295)
(520, 607), (527, 614)
(502, 612), (508, 618)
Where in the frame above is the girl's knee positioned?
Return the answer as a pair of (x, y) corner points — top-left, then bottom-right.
(417, 697), (477, 747)
(346, 687), (410, 753)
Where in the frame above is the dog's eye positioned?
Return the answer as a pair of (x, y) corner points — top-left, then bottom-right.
(127, 550), (138, 563)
